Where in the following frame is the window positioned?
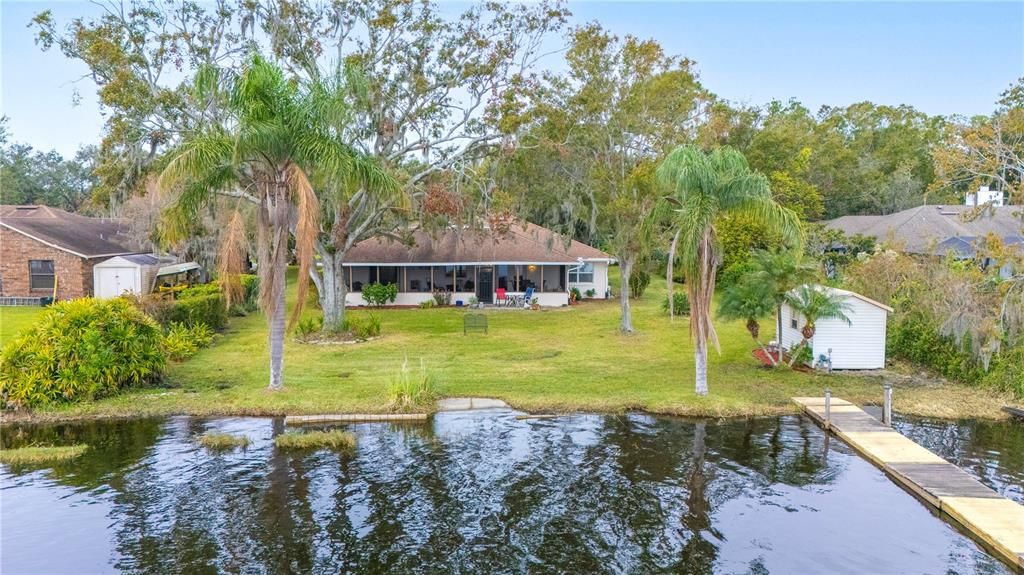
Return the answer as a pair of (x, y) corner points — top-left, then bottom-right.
(29, 260), (55, 290)
(569, 262), (594, 284)
(790, 309), (799, 329)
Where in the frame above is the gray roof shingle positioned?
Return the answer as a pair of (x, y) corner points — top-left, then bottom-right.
(0, 205), (138, 258)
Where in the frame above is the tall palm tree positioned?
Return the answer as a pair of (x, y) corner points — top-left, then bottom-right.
(159, 55), (392, 391)
(717, 280), (778, 366)
(784, 285), (853, 367)
(747, 248), (820, 345)
(657, 145), (801, 396)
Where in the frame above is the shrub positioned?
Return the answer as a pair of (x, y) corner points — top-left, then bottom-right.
(177, 283), (221, 299)
(294, 316), (323, 341)
(570, 287), (582, 302)
(345, 315), (381, 340)
(718, 259), (757, 289)
(362, 282), (398, 307)
(662, 291), (690, 315)
(163, 322), (215, 361)
(629, 269), (650, 299)
(419, 299), (436, 309)
(432, 289), (452, 306)
(164, 293), (227, 330)
(198, 432), (249, 451)
(585, 288), (596, 298)
(388, 359), (439, 411)
(274, 430), (356, 450)
(0, 298), (166, 409)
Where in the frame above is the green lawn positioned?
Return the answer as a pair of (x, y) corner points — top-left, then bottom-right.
(9, 269), (1010, 422)
(0, 306), (44, 346)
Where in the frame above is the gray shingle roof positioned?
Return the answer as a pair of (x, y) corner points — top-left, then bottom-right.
(0, 205), (138, 258)
(825, 205), (1023, 254)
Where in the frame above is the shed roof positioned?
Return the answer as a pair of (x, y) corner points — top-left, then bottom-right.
(788, 284), (893, 313)
(344, 221), (614, 265)
(825, 205), (1022, 255)
(0, 205), (138, 258)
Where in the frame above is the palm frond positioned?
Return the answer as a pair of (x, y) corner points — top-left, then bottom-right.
(287, 163), (321, 330)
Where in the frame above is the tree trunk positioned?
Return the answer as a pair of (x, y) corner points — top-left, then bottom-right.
(318, 250), (348, 333)
(694, 340), (709, 396)
(268, 258), (287, 391)
(618, 254), (635, 333)
(667, 228), (680, 321)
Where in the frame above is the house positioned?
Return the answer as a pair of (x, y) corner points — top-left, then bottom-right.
(966, 185), (1004, 207)
(825, 204), (1022, 257)
(0, 205), (139, 301)
(778, 285), (893, 370)
(343, 222), (615, 307)
(93, 255), (203, 299)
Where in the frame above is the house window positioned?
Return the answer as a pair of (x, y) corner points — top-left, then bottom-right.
(29, 260), (55, 290)
(790, 309), (799, 330)
(569, 262), (594, 284)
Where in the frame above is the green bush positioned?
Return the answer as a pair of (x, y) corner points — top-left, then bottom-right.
(0, 298), (166, 409)
(418, 299), (436, 309)
(718, 259), (757, 289)
(629, 269), (650, 299)
(177, 283), (221, 299)
(888, 317), (985, 383)
(346, 315), (382, 339)
(163, 322), (215, 361)
(570, 287), (582, 302)
(362, 282), (398, 307)
(164, 293), (227, 330)
(985, 346), (1024, 398)
(294, 316), (323, 341)
(662, 291), (690, 315)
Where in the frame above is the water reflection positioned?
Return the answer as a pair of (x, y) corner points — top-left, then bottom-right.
(0, 413), (1014, 574)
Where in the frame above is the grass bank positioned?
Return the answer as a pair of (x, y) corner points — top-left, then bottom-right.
(1, 271), (1013, 422)
(0, 444), (88, 464)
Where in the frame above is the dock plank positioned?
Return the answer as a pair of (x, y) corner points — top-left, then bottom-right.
(794, 396), (1024, 570)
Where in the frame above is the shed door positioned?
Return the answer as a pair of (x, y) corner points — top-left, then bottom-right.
(96, 267), (137, 298)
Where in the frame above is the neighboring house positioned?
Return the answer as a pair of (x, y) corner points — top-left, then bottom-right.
(778, 285), (893, 370)
(343, 222), (615, 307)
(825, 204), (1022, 257)
(0, 205), (138, 300)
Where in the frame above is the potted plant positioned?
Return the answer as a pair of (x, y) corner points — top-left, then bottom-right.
(585, 288), (596, 299)
(530, 297), (540, 310)
(468, 295), (480, 308)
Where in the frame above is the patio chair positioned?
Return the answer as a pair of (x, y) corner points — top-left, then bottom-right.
(496, 288), (507, 306)
(518, 286), (535, 308)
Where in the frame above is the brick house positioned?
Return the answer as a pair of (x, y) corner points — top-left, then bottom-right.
(0, 205), (139, 300)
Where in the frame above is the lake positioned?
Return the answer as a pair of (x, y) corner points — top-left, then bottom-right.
(1, 411), (1020, 574)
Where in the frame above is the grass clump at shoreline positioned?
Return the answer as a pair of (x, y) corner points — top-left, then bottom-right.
(0, 444), (88, 465)
(388, 358), (439, 411)
(274, 430), (356, 451)
(197, 432), (250, 451)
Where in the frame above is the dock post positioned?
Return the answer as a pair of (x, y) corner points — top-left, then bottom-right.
(824, 389), (832, 430)
(882, 384), (892, 426)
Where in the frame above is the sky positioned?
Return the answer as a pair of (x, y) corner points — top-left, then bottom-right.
(2, 1), (1023, 157)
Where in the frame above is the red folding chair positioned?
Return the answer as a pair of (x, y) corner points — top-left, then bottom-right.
(496, 288), (507, 306)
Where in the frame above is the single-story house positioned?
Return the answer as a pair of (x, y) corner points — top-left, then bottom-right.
(0, 205), (139, 301)
(93, 255), (203, 299)
(343, 222), (615, 307)
(778, 285), (893, 370)
(825, 204), (1021, 257)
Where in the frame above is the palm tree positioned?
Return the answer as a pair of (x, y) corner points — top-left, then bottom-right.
(747, 248), (820, 345)
(657, 145), (801, 396)
(784, 285), (853, 367)
(159, 55), (391, 391)
(717, 280), (778, 366)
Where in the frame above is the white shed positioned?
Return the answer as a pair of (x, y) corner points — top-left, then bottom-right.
(93, 254), (172, 298)
(777, 285), (893, 370)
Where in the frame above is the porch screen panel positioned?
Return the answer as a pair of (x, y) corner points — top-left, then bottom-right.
(525, 264), (543, 291)
(406, 266), (432, 292)
(496, 265), (509, 290)
(378, 266), (399, 286)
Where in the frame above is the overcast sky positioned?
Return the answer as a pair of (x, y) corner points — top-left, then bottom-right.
(2, 1), (1023, 157)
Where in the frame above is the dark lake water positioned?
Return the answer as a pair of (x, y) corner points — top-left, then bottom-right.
(1, 411), (1020, 574)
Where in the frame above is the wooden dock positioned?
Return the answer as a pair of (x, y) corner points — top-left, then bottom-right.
(794, 396), (1024, 570)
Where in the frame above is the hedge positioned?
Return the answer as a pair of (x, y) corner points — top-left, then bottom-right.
(0, 298), (166, 409)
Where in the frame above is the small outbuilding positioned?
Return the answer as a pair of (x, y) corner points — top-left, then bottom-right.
(93, 255), (202, 298)
(777, 285), (893, 370)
